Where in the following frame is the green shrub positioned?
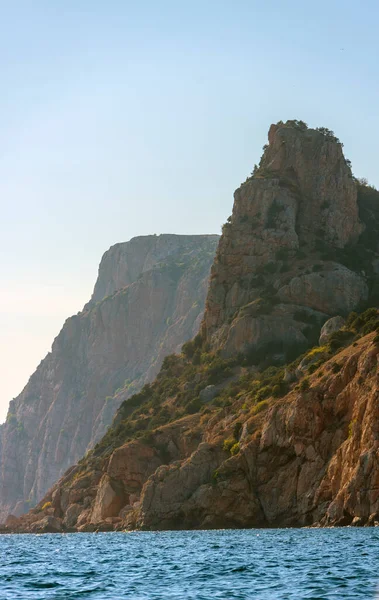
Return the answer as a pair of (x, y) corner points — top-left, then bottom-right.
(276, 248), (289, 261)
(192, 349), (201, 365)
(328, 330), (353, 352)
(212, 469), (220, 483)
(230, 442), (240, 456)
(251, 275), (265, 287)
(140, 431), (155, 446)
(255, 385), (273, 402)
(348, 419), (356, 438)
(185, 397), (202, 414)
(252, 400), (269, 415)
(233, 422), (242, 440)
(182, 340), (195, 359)
(280, 262), (290, 272)
(300, 378), (310, 391)
(266, 201), (285, 228)
(223, 438), (236, 453)
(262, 261), (277, 274)
(6, 413), (17, 426)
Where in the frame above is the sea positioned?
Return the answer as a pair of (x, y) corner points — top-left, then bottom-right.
(0, 528), (377, 599)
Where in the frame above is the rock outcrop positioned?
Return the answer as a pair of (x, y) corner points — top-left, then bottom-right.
(203, 122), (369, 357)
(0, 234), (218, 521)
(319, 316), (346, 345)
(9, 328), (379, 532)
(5, 121), (379, 533)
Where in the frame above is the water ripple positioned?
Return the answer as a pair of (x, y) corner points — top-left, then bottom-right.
(0, 529), (378, 599)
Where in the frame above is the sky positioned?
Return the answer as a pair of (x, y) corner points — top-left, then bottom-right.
(1, 0), (379, 422)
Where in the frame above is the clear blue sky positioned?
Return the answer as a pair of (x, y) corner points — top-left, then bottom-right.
(1, 0), (378, 421)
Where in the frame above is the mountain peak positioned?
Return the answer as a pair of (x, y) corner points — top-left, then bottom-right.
(203, 122), (368, 356)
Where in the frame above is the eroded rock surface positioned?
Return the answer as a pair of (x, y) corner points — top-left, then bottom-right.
(203, 122), (368, 356)
(0, 234), (218, 521)
(9, 333), (379, 532)
(5, 122), (379, 533)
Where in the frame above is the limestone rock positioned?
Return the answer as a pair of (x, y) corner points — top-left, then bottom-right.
(203, 122), (365, 357)
(91, 475), (127, 523)
(107, 441), (162, 493)
(5, 514), (18, 527)
(63, 503), (83, 528)
(0, 234), (218, 521)
(30, 516), (63, 533)
(4, 121), (379, 534)
(199, 385), (218, 403)
(264, 123), (362, 248)
(319, 316), (346, 345)
(277, 267), (367, 315)
(136, 443), (224, 529)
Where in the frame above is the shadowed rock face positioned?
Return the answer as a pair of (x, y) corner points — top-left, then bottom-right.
(0, 234), (218, 521)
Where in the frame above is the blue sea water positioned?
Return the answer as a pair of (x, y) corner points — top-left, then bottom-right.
(0, 529), (378, 599)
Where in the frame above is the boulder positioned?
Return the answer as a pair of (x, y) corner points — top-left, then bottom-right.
(91, 475), (127, 523)
(199, 385), (218, 403)
(319, 316), (346, 345)
(63, 503), (83, 528)
(296, 348), (328, 377)
(5, 514), (18, 527)
(30, 516), (63, 533)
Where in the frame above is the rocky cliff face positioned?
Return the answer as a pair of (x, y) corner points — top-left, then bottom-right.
(9, 318), (379, 533)
(5, 121), (379, 533)
(0, 234), (218, 521)
(203, 122), (369, 358)
(130, 330), (379, 530)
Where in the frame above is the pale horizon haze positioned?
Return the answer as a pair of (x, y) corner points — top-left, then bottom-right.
(1, 0), (379, 422)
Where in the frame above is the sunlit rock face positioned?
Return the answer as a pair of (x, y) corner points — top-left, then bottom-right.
(203, 122), (366, 357)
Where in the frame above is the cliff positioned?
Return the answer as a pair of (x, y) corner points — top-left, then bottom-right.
(0, 234), (218, 521)
(203, 122), (369, 357)
(5, 121), (379, 533)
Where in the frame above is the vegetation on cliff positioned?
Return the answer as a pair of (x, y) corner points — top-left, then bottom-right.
(5, 121), (379, 533)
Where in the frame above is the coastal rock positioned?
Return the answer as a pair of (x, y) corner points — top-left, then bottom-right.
(91, 475), (127, 523)
(136, 443), (224, 529)
(131, 335), (379, 529)
(107, 441), (162, 493)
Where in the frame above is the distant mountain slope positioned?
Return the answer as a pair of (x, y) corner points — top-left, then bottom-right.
(0, 234), (218, 521)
